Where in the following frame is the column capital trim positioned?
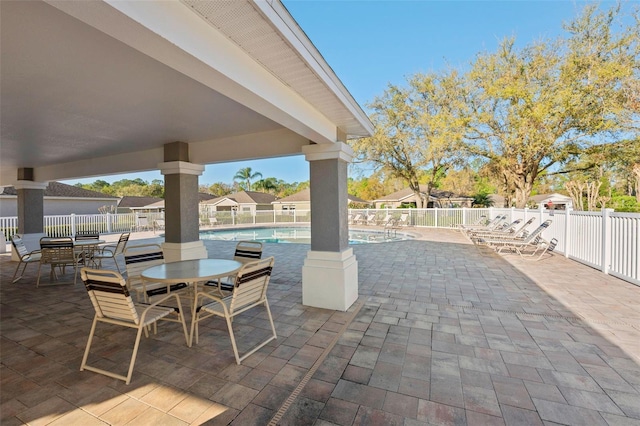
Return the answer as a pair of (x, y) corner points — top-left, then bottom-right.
(13, 181), (48, 190)
(302, 142), (353, 163)
(158, 161), (205, 176)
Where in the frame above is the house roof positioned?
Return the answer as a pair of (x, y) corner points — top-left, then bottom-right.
(131, 193), (218, 209)
(118, 196), (163, 208)
(0, 181), (117, 199)
(203, 191), (277, 206)
(374, 185), (472, 202)
(530, 193), (572, 203)
(272, 188), (371, 205)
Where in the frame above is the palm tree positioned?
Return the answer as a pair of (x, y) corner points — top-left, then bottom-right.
(233, 167), (262, 191)
(255, 177), (278, 194)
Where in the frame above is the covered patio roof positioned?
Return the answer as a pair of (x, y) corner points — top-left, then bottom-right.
(0, 0), (373, 186)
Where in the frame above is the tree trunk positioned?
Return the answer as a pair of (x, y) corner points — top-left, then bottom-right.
(633, 164), (640, 203)
(513, 179), (534, 209)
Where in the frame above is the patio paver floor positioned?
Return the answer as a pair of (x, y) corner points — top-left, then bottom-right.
(1, 228), (639, 425)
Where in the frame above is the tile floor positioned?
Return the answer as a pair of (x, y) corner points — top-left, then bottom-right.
(1, 228), (639, 425)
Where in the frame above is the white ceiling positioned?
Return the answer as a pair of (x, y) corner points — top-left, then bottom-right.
(0, 0), (373, 186)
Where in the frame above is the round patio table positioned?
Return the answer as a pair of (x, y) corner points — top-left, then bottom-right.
(141, 259), (243, 345)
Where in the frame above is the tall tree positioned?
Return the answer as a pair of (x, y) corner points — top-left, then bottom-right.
(233, 167), (262, 191)
(352, 69), (467, 208)
(465, 4), (638, 207)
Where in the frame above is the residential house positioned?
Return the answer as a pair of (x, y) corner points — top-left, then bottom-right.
(271, 188), (371, 212)
(130, 193), (217, 213)
(530, 193), (573, 210)
(0, 181), (118, 216)
(201, 191), (277, 215)
(373, 185), (474, 209)
(117, 196), (163, 213)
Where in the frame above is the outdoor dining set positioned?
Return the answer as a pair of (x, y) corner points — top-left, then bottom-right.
(9, 233), (277, 385)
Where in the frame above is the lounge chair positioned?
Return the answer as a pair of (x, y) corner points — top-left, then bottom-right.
(470, 217), (535, 244)
(364, 213), (377, 225)
(479, 220), (554, 259)
(460, 214), (506, 233)
(396, 213), (410, 227)
(376, 213), (393, 226)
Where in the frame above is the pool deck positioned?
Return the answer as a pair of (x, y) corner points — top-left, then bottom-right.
(1, 227), (639, 425)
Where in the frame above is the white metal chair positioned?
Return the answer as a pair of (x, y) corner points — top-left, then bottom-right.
(37, 237), (79, 287)
(190, 257), (277, 364)
(80, 268), (188, 384)
(204, 241), (263, 296)
(123, 244), (187, 302)
(10, 234), (42, 283)
(94, 232), (130, 273)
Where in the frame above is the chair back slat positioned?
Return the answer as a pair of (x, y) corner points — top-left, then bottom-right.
(230, 257), (274, 313)
(234, 241), (263, 263)
(523, 220), (552, 244)
(114, 233), (131, 256)
(11, 235), (29, 257)
(124, 244), (164, 284)
(82, 268), (139, 324)
(75, 232), (99, 241)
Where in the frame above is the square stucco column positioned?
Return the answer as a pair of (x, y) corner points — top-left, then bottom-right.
(159, 160), (207, 262)
(302, 143), (358, 311)
(12, 180), (48, 260)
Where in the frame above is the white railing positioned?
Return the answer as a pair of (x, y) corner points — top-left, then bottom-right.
(1, 207), (638, 286)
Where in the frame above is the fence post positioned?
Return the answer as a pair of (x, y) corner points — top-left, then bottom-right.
(71, 213), (76, 237)
(539, 204), (545, 224)
(434, 207), (438, 228)
(489, 207), (494, 220)
(564, 208), (571, 258)
(601, 208), (613, 274)
(253, 210), (256, 225)
(462, 207), (466, 225)
(106, 213), (111, 233)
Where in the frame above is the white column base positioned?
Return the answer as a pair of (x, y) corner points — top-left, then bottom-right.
(302, 249), (358, 311)
(162, 241), (208, 262)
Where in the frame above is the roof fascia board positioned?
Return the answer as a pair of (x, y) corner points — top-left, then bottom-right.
(252, 0), (374, 136)
(46, 0), (337, 145)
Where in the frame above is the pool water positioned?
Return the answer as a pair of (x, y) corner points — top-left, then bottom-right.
(199, 227), (412, 244)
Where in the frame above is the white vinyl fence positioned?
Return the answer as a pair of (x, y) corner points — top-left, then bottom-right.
(1, 207), (638, 286)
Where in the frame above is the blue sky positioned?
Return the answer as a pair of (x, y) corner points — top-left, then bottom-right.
(63, 1), (606, 188)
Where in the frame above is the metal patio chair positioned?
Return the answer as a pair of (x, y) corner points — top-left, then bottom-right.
(10, 234), (42, 283)
(80, 267), (188, 384)
(190, 257), (277, 364)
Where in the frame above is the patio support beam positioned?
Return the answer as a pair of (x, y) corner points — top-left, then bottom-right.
(302, 142), (358, 311)
(159, 142), (207, 262)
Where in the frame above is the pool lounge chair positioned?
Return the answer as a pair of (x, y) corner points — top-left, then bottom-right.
(479, 220), (554, 260)
(460, 215), (506, 234)
(471, 217), (536, 244)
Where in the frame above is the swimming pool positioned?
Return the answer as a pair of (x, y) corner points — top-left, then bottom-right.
(199, 227), (412, 244)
